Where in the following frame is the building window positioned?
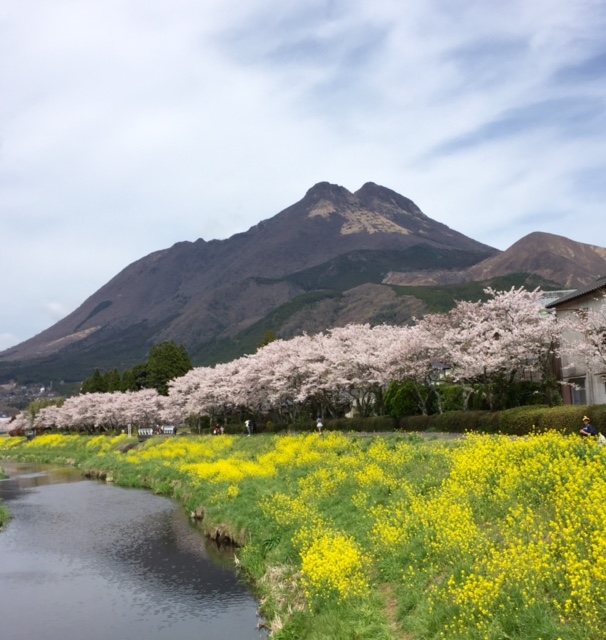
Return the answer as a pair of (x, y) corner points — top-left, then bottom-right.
(569, 377), (587, 405)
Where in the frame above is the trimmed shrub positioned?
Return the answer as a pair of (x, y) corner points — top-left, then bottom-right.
(289, 416), (398, 434)
(400, 411), (496, 434)
(398, 404), (606, 437)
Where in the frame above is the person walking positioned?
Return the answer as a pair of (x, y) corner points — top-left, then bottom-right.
(316, 417), (323, 436)
(245, 419), (252, 437)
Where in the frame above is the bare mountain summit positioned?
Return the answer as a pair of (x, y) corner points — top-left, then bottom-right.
(2, 183), (601, 385)
(0, 182), (496, 380)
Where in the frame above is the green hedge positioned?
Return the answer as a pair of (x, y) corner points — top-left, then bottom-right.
(178, 406), (606, 438)
(283, 416), (398, 434)
(326, 416), (399, 433)
(399, 405), (606, 436)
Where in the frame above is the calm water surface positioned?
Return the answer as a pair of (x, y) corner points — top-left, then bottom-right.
(0, 461), (267, 640)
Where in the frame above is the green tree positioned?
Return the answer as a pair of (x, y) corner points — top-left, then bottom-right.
(384, 380), (428, 418)
(146, 341), (193, 395)
(258, 330), (278, 350)
(25, 397), (65, 423)
(120, 368), (138, 392)
(105, 368), (121, 393)
(81, 368), (107, 394)
(130, 363), (149, 391)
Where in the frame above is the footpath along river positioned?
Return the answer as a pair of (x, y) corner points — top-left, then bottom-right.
(0, 460), (267, 640)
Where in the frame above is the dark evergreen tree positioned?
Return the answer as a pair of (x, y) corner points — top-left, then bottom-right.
(120, 369), (138, 392)
(106, 368), (121, 393)
(78, 343), (192, 397)
(131, 363), (149, 391)
(81, 368), (107, 394)
(258, 330), (278, 350)
(146, 341), (193, 395)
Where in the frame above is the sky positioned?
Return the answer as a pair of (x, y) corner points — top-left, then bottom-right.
(1, 0), (606, 352)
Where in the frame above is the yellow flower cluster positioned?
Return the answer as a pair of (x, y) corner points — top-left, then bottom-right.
(24, 434), (80, 448)
(0, 436), (25, 448)
(415, 432), (606, 637)
(257, 432), (350, 469)
(4, 428), (606, 637)
(127, 434), (235, 464)
(182, 458), (276, 484)
(298, 467), (348, 501)
(86, 434), (127, 452)
(298, 527), (369, 603)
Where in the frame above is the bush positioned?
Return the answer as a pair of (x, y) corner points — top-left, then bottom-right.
(398, 404), (606, 437)
(384, 381), (424, 418)
(510, 404), (606, 435)
(436, 384), (464, 412)
(328, 416), (398, 433)
(400, 411), (496, 434)
(285, 416), (398, 434)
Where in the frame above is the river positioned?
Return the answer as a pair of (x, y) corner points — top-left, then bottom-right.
(0, 461), (267, 640)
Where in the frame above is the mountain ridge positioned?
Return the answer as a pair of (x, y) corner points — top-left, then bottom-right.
(383, 231), (606, 288)
(1, 181), (603, 384)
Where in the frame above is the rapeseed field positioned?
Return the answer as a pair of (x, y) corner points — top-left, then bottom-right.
(1, 430), (604, 640)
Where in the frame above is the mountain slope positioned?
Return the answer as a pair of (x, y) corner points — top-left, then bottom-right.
(191, 273), (562, 366)
(0, 182), (498, 382)
(384, 232), (606, 289)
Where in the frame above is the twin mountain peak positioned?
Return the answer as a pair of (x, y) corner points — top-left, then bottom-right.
(2, 181), (606, 383)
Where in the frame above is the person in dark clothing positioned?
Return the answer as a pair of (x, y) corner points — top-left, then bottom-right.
(580, 415), (598, 437)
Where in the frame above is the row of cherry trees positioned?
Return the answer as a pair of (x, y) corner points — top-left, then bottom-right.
(15, 287), (605, 433)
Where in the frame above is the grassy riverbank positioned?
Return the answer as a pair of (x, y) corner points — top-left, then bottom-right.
(0, 462), (9, 529)
(0, 503), (8, 527)
(0, 503), (9, 529)
(1, 431), (605, 639)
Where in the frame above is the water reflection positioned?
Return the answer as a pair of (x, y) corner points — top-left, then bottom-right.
(0, 461), (83, 500)
(0, 462), (266, 640)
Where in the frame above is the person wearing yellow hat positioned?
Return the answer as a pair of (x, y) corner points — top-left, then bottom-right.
(580, 415), (598, 437)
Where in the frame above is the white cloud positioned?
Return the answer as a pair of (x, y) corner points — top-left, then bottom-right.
(1, 0), (605, 348)
(42, 301), (72, 322)
(0, 333), (20, 352)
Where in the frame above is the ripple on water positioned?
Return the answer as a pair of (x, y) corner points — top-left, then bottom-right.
(0, 463), (266, 640)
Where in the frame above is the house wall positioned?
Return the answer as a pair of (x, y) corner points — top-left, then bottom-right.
(555, 293), (606, 406)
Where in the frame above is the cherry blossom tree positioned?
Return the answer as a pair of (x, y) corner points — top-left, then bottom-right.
(443, 287), (561, 409)
(383, 321), (449, 414)
(12, 286), (568, 432)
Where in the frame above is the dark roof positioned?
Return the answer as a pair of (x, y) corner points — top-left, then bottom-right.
(545, 276), (606, 308)
(539, 290), (575, 306)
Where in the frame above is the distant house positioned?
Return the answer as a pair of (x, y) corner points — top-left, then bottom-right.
(546, 276), (606, 405)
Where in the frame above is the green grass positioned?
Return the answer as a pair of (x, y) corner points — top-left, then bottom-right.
(0, 464), (10, 529)
(2, 431), (604, 640)
(0, 505), (10, 530)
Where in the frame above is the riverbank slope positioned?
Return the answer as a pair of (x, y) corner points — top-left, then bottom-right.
(1, 431), (605, 640)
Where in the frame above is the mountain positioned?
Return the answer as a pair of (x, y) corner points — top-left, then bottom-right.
(0, 181), (600, 385)
(384, 232), (606, 288)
